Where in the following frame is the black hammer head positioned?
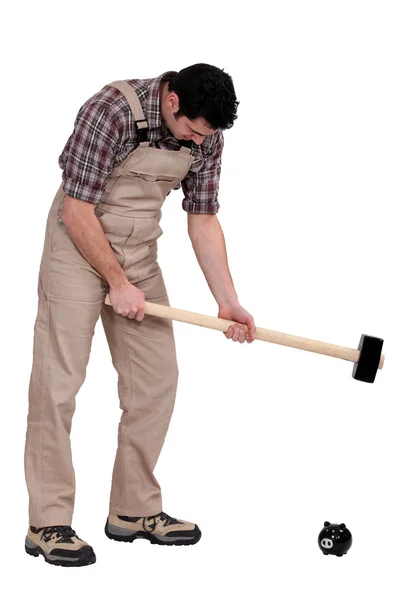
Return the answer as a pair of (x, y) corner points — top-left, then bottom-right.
(352, 334), (384, 383)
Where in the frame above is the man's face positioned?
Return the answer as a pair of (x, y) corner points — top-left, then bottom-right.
(162, 88), (217, 144)
(170, 114), (217, 145)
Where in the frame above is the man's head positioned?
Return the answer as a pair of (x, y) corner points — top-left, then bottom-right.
(160, 63), (239, 144)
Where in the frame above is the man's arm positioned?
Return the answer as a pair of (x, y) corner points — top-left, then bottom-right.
(62, 196), (125, 288)
(187, 213), (237, 306)
(187, 213), (256, 343)
(58, 96), (146, 320)
(61, 196), (146, 320)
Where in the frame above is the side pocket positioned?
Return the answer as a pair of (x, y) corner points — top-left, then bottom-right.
(38, 275), (48, 301)
(33, 298), (50, 356)
(94, 206), (106, 219)
(50, 220), (69, 253)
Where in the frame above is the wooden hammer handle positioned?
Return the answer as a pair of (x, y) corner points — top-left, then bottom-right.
(104, 294), (384, 369)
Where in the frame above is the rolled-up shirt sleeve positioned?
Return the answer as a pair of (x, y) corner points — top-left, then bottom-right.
(59, 102), (121, 204)
(181, 130), (224, 214)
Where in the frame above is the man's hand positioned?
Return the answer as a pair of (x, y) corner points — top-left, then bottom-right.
(218, 303), (256, 344)
(108, 283), (146, 320)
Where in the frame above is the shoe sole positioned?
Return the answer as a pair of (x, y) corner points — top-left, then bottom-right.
(104, 519), (202, 546)
(25, 538), (96, 567)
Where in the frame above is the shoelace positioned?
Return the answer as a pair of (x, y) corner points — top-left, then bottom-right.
(41, 525), (77, 543)
(143, 511), (181, 532)
(155, 512), (181, 527)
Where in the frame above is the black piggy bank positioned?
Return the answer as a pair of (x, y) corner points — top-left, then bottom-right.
(318, 521), (352, 557)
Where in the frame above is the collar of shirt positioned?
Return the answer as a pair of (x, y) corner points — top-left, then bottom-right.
(146, 70), (177, 133)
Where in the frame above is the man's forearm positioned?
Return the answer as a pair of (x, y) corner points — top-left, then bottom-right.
(61, 196), (129, 289)
(188, 214), (239, 307)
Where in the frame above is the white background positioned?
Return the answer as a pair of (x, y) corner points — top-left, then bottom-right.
(1, 0), (399, 597)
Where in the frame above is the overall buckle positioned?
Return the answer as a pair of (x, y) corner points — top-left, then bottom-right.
(136, 119), (148, 143)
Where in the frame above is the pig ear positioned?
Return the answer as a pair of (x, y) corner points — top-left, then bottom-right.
(324, 521), (331, 527)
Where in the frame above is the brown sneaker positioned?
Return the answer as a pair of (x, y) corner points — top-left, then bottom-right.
(25, 525), (96, 567)
(105, 511), (201, 546)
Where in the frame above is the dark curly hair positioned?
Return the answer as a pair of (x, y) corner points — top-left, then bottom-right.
(168, 63), (239, 131)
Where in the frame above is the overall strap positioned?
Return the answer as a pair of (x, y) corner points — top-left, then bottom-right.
(179, 145), (193, 155)
(106, 80), (149, 144)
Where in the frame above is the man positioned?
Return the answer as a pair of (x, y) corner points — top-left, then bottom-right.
(24, 63), (256, 567)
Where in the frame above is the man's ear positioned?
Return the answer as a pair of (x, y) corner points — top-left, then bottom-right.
(168, 92), (180, 112)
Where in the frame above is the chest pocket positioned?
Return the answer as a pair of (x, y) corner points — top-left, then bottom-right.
(126, 169), (182, 200)
(127, 171), (177, 184)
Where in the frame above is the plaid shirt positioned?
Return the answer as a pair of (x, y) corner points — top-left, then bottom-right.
(58, 71), (224, 214)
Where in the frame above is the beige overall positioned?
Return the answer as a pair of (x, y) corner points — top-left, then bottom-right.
(25, 81), (195, 527)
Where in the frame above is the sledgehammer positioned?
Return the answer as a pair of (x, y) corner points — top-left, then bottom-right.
(104, 295), (384, 383)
